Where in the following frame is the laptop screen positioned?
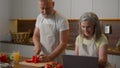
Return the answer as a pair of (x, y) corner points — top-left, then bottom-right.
(62, 55), (98, 68)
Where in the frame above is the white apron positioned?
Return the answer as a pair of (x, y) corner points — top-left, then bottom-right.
(78, 38), (98, 57)
(40, 18), (58, 54)
(39, 18), (64, 63)
(78, 37), (112, 68)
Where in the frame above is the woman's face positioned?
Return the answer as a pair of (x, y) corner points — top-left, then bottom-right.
(80, 21), (95, 38)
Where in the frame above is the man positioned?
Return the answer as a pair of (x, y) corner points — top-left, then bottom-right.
(32, 0), (69, 62)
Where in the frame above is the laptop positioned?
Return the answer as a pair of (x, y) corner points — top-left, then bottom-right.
(62, 55), (98, 68)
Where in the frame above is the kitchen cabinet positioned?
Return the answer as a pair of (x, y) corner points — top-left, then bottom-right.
(54, 0), (71, 19)
(118, 0), (120, 18)
(108, 54), (120, 68)
(53, 0), (120, 18)
(10, 0), (120, 18)
(71, 0), (92, 18)
(10, 19), (35, 33)
(11, 0), (71, 19)
(92, 0), (119, 18)
(11, 0), (39, 19)
(22, 0), (39, 18)
(11, 0), (23, 19)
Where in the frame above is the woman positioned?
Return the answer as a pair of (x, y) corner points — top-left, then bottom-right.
(75, 12), (111, 68)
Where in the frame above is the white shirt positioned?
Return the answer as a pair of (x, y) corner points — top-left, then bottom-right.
(35, 11), (69, 54)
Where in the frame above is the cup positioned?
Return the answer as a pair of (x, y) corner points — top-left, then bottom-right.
(12, 51), (19, 63)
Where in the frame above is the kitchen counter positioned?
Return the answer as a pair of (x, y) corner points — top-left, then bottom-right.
(107, 47), (120, 55)
(13, 57), (36, 68)
(3, 57), (41, 68)
(66, 44), (120, 56)
(1, 41), (120, 56)
(0, 41), (34, 45)
(0, 57), (37, 68)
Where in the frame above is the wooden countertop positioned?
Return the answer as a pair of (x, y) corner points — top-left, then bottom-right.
(66, 45), (120, 56)
(3, 57), (37, 68)
(5, 56), (47, 68)
(107, 47), (120, 55)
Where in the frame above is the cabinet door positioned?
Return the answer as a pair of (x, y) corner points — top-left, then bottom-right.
(11, 0), (23, 18)
(108, 54), (120, 68)
(108, 54), (113, 64)
(116, 55), (120, 68)
(118, 0), (120, 18)
(22, 0), (39, 18)
(93, 0), (119, 18)
(71, 0), (92, 18)
(54, 0), (71, 18)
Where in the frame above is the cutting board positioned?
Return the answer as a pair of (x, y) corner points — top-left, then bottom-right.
(19, 61), (52, 67)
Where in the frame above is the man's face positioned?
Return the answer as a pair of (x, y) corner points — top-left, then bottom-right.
(38, 0), (54, 18)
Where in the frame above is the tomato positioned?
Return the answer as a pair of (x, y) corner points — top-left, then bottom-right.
(54, 64), (63, 68)
(1, 53), (7, 63)
(51, 61), (57, 67)
(32, 55), (39, 63)
(45, 64), (52, 68)
(25, 55), (40, 63)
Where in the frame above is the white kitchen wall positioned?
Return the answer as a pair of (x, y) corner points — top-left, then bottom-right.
(10, 0), (120, 19)
(10, 0), (23, 18)
(92, 0), (119, 18)
(119, 0), (120, 17)
(54, 0), (71, 19)
(10, 0), (39, 19)
(22, 0), (39, 18)
(0, 0), (11, 41)
(71, 0), (92, 19)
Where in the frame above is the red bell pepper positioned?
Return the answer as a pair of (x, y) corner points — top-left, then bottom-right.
(0, 53), (7, 63)
(32, 55), (39, 63)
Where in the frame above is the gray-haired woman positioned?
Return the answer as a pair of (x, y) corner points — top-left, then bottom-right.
(75, 12), (112, 68)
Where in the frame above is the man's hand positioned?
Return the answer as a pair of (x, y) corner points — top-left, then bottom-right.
(39, 54), (51, 62)
(33, 46), (41, 55)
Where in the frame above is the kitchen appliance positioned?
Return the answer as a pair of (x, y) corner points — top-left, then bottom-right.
(62, 55), (98, 68)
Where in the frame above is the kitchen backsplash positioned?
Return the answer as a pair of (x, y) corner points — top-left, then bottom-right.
(9, 19), (120, 48)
